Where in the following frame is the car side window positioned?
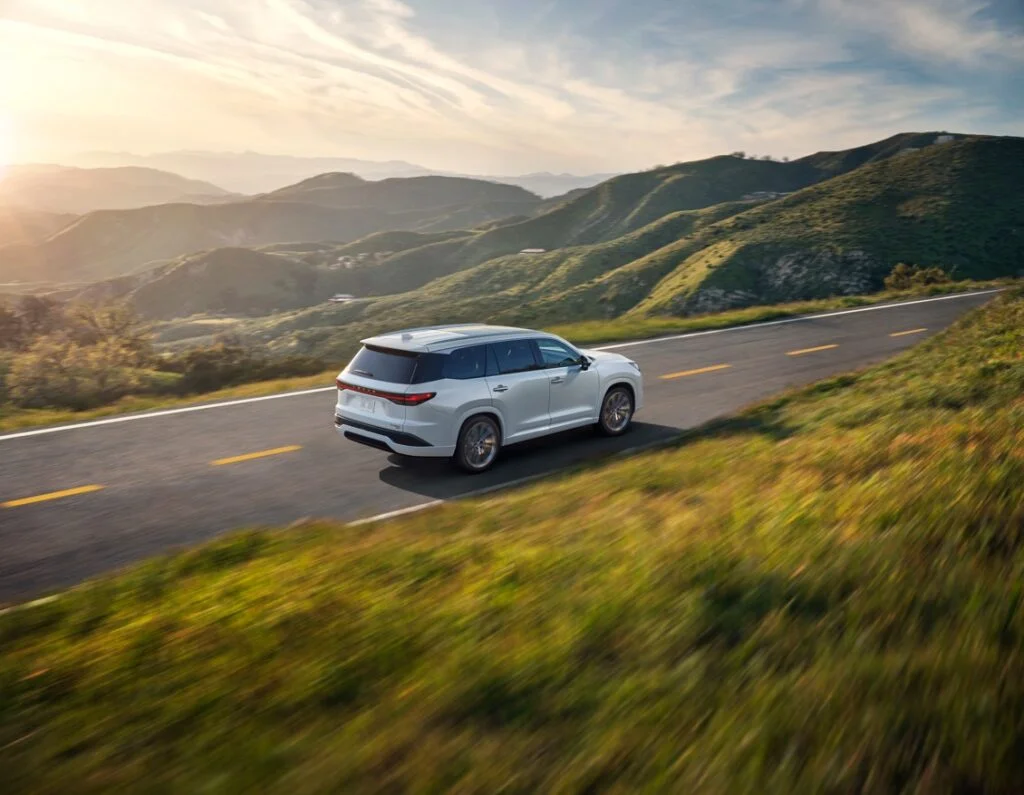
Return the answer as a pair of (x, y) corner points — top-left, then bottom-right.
(443, 345), (487, 380)
(536, 338), (580, 368)
(489, 339), (540, 375)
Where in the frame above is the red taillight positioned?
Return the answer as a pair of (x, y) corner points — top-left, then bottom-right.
(336, 379), (435, 406)
(393, 392), (436, 406)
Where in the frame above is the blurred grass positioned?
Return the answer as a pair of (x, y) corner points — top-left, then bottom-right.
(2, 289), (1023, 791)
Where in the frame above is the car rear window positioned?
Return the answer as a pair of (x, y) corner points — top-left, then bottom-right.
(346, 345), (442, 384)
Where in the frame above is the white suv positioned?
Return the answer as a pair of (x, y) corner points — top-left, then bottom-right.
(334, 324), (644, 473)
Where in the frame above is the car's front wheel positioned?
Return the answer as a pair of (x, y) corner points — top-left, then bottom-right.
(454, 415), (502, 473)
(597, 385), (634, 436)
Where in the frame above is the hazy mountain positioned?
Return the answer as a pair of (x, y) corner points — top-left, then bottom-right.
(0, 165), (235, 214)
(75, 150), (618, 197)
(484, 172), (620, 198)
(76, 151), (435, 194)
(0, 174), (541, 283)
(0, 206), (76, 247)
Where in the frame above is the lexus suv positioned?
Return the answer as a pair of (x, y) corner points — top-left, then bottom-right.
(334, 324), (644, 473)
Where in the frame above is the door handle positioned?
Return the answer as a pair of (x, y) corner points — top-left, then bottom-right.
(493, 385), (509, 393)
(550, 377), (564, 384)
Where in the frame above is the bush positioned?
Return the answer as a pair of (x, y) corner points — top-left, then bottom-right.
(162, 343), (326, 394)
(884, 263), (952, 290)
(0, 352), (12, 403)
(7, 338), (151, 410)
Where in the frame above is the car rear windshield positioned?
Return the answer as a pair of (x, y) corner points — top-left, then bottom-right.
(346, 345), (442, 385)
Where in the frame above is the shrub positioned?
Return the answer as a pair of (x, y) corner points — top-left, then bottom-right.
(884, 263), (952, 290)
(7, 338), (151, 410)
(162, 343), (326, 394)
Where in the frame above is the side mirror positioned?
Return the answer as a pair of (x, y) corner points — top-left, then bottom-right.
(578, 355), (591, 371)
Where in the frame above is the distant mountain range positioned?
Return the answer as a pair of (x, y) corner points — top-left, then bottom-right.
(6, 130), (1022, 351)
(0, 165), (236, 214)
(42, 130), (1023, 344)
(74, 150), (617, 197)
(0, 173), (542, 283)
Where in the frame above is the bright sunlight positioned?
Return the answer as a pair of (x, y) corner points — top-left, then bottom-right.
(0, 115), (13, 178)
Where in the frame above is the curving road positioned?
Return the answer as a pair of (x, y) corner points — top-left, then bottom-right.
(0, 290), (999, 605)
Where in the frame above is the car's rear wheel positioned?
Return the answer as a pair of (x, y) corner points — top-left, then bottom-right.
(454, 415), (502, 473)
(597, 385), (634, 436)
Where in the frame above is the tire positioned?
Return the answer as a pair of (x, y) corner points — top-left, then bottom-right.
(453, 415), (502, 473)
(597, 385), (634, 437)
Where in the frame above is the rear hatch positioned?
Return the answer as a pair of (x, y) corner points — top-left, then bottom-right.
(336, 345), (441, 429)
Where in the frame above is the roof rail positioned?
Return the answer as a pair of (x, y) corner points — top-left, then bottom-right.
(389, 322), (484, 335)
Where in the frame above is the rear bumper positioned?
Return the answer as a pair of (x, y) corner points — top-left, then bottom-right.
(335, 415), (454, 458)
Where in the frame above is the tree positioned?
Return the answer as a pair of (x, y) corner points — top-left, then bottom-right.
(17, 295), (62, 338)
(731, 151), (747, 159)
(65, 301), (152, 366)
(0, 304), (22, 350)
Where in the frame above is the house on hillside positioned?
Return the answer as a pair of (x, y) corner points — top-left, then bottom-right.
(328, 294), (356, 303)
(519, 248), (547, 254)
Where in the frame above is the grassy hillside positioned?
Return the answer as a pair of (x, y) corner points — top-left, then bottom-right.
(3, 290), (1022, 792)
(632, 135), (1024, 315)
(0, 165), (234, 214)
(225, 201), (760, 357)
(251, 131), (961, 325)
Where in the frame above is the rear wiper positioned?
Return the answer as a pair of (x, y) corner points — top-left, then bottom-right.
(351, 369), (374, 377)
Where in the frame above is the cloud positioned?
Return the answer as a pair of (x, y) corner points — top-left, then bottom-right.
(1, 0), (1021, 172)
(808, 0), (1024, 66)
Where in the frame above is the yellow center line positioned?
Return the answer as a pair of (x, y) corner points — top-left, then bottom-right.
(211, 445), (302, 466)
(3, 485), (105, 509)
(660, 363), (733, 380)
(890, 327), (928, 337)
(787, 344), (839, 357)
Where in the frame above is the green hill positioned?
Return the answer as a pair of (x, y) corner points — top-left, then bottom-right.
(70, 228), (486, 320)
(329, 132), (962, 301)
(630, 135), (1024, 315)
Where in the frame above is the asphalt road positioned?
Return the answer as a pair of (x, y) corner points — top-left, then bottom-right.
(0, 290), (999, 604)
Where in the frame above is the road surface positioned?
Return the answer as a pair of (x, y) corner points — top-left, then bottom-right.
(0, 291), (998, 604)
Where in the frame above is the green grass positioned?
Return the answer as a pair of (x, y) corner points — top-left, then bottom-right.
(3, 289), (1023, 792)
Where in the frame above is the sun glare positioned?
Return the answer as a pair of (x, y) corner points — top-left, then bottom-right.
(0, 116), (13, 177)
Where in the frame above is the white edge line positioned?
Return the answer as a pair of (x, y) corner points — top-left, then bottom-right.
(0, 386), (336, 442)
(0, 289), (1001, 443)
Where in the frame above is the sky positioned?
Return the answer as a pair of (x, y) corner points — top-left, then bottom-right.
(0, 0), (1022, 174)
